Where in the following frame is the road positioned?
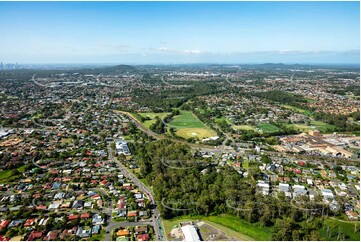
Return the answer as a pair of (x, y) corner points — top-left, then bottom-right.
(106, 143), (165, 241)
(160, 75), (190, 88)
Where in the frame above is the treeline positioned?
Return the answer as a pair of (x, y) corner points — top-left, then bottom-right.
(133, 89), (189, 112)
(132, 82), (224, 112)
(163, 109), (180, 123)
(127, 139), (345, 241)
(149, 117), (165, 134)
(253, 90), (309, 108)
(313, 112), (360, 132)
(329, 85), (360, 96)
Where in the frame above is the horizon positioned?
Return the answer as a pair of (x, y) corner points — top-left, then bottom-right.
(0, 1), (360, 64)
(1, 62), (360, 67)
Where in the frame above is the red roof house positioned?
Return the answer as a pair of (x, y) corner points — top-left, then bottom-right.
(27, 231), (43, 241)
(137, 234), (149, 241)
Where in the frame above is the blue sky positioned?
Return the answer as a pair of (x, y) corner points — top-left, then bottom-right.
(0, 1), (359, 64)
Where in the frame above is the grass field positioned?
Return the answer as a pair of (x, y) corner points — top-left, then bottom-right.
(282, 105), (313, 116)
(214, 116), (233, 124)
(232, 125), (258, 132)
(206, 214), (272, 241)
(305, 97), (316, 103)
(285, 121), (336, 134)
(285, 124), (313, 132)
(60, 138), (73, 144)
(0, 166), (25, 182)
(319, 219), (360, 241)
(139, 112), (171, 128)
(310, 120), (336, 133)
(90, 230), (105, 241)
(256, 123), (280, 133)
(175, 128), (216, 139)
(168, 111), (216, 139)
(168, 111), (206, 128)
(242, 160), (250, 169)
(31, 114), (45, 119)
(345, 95), (360, 100)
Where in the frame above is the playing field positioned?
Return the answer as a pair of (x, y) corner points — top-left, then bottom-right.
(176, 128), (217, 139)
(282, 105), (313, 116)
(284, 121), (336, 134)
(256, 123), (280, 133)
(310, 120), (336, 133)
(168, 111), (206, 128)
(232, 125), (257, 132)
(168, 111), (216, 139)
(285, 124), (312, 132)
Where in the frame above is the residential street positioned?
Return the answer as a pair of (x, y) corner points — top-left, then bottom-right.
(106, 143), (165, 241)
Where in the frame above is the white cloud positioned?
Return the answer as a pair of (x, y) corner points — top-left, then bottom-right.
(148, 47), (203, 55)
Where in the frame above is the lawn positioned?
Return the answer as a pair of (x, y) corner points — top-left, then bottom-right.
(139, 112), (170, 128)
(168, 111), (206, 128)
(242, 160), (250, 169)
(206, 214), (272, 241)
(282, 105), (313, 116)
(232, 125), (258, 132)
(310, 121), (336, 133)
(305, 97), (316, 103)
(319, 218), (360, 241)
(60, 138), (73, 144)
(168, 111), (216, 139)
(285, 124), (312, 132)
(214, 116), (232, 124)
(285, 121), (336, 134)
(175, 128), (217, 140)
(0, 166), (25, 182)
(31, 113), (45, 119)
(140, 178), (150, 188)
(90, 230), (105, 241)
(256, 123), (280, 133)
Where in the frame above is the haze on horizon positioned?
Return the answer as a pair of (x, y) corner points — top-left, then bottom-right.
(0, 1), (359, 64)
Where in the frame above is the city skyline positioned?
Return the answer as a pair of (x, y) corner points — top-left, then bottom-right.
(0, 1), (359, 64)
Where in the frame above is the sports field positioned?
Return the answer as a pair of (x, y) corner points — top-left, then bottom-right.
(256, 123), (280, 133)
(310, 120), (336, 133)
(232, 125), (257, 132)
(285, 124), (312, 132)
(285, 121), (336, 134)
(168, 111), (216, 139)
(282, 105), (313, 116)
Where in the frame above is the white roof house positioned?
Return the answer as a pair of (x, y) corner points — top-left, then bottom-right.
(181, 225), (201, 241)
(321, 189), (335, 200)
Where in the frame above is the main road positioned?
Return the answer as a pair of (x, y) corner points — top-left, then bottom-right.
(107, 143), (165, 241)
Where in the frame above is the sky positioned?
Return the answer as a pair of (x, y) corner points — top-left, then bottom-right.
(0, 1), (359, 64)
